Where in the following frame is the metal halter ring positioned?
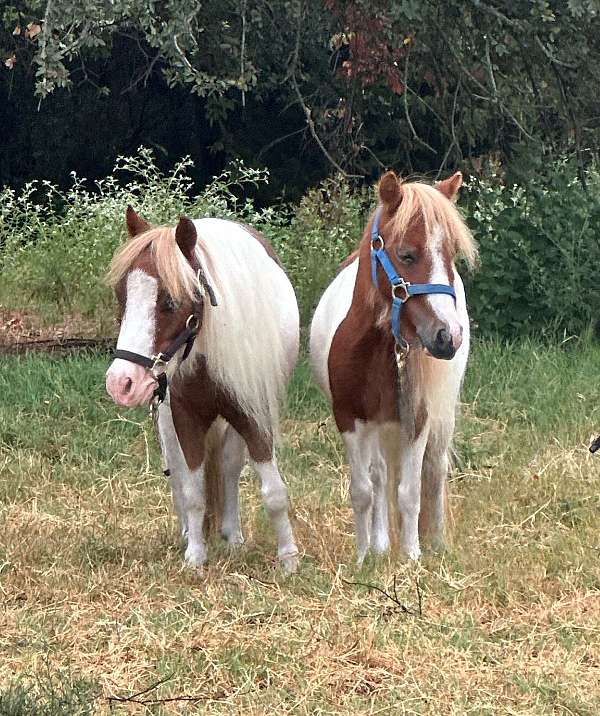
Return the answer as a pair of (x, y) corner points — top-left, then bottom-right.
(150, 353), (168, 374)
(186, 314), (200, 331)
(394, 339), (410, 371)
(392, 279), (411, 303)
(371, 235), (384, 251)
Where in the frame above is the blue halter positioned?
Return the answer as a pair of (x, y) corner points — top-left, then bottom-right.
(370, 207), (456, 350)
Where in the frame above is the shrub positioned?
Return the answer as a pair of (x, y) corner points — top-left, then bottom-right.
(0, 150), (276, 330)
(464, 160), (600, 336)
(1, 150), (599, 338)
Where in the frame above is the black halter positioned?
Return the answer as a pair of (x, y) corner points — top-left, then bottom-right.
(113, 314), (201, 404)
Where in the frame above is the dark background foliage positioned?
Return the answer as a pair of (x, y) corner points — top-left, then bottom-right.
(2, 0), (600, 336)
(2, 1), (600, 200)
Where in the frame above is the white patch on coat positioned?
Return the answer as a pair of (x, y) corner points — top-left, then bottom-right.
(117, 269), (158, 355)
(309, 258), (359, 399)
(105, 270), (158, 406)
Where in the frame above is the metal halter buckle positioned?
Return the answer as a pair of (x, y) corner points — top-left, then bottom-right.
(394, 339), (410, 372)
(371, 235), (384, 251)
(392, 279), (411, 303)
(186, 314), (200, 331)
(150, 353), (167, 375)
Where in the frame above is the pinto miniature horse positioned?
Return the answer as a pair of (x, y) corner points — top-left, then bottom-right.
(310, 171), (477, 562)
(105, 208), (299, 572)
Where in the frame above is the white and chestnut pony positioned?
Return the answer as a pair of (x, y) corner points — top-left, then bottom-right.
(310, 171), (477, 562)
(105, 208), (299, 572)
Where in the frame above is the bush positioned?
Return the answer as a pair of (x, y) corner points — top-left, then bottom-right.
(0, 150), (276, 330)
(464, 160), (600, 336)
(1, 150), (599, 337)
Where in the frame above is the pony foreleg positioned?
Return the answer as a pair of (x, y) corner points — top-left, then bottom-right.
(369, 435), (389, 554)
(343, 422), (374, 564)
(251, 456), (299, 573)
(397, 425), (429, 560)
(156, 400), (187, 540)
(157, 398), (208, 568)
(220, 424), (246, 547)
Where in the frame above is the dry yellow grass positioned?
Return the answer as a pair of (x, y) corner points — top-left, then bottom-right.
(1, 348), (600, 714)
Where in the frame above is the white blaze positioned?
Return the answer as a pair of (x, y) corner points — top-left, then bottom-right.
(105, 269), (159, 407)
(426, 224), (463, 345)
(116, 269), (158, 355)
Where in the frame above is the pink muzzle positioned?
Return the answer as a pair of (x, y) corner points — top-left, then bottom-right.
(105, 358), (157, 408)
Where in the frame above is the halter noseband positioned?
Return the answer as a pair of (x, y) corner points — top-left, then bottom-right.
(112, 269), (218, 405)
(370, 206), (456, 357)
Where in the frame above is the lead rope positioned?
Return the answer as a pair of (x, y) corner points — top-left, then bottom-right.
(150, 398), (171, 477)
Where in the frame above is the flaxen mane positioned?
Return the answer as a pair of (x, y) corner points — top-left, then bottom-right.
(389, 181), (478, 267)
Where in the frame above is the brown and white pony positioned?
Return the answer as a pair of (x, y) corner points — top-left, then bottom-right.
(105, 208), (299, 572)
(310, 171), (477, 562)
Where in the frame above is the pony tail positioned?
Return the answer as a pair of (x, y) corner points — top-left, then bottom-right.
(203, 418), (226, 537)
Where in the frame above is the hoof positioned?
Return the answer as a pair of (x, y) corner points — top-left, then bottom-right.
(280, 552), (299, 574)
(184, 545), (207, 568)
(371, 537), (390, 555)
(405, 547), (422, 561)
(221, 531), (245, 550)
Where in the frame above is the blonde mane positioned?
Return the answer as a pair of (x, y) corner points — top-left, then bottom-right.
(107, 226), (198, 301)
(390, 181), (478, 267)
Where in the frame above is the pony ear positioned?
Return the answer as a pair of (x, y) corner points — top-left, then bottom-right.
(126, 206), (151, 237)
(378, 171), (402, 209)
(175, 216), (197, 262)
(436, 171), (463, 202)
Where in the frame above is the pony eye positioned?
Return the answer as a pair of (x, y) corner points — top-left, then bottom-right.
(164, 296), (180, 312)
(396, 250), (415, 266)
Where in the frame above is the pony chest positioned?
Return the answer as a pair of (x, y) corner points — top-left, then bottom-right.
(328, 322), (399, 426)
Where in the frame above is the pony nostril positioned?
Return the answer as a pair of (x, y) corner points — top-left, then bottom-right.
(436, 328), (452, 348)
(122, 377), (133, 395)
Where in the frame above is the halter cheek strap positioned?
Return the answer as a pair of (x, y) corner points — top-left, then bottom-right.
(370, 207), (456, 352)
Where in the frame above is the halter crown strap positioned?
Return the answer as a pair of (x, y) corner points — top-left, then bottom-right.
(370, 206), (456, 346)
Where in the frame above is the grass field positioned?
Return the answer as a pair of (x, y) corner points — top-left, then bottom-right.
(1, 339), (600, 715)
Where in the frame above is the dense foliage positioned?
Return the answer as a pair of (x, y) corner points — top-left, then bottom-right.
(2, 1), (600, 198)
(1, 151), (599, 336)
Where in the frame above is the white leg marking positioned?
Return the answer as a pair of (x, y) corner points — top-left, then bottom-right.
(369, 432), (389, 554)
(251, 456), (298, 573)
(397, 424), (430, 560)
(156, 399), (207, 567)
(156, 399), (187, 540)
(220, 425), (246, 547)
(343, 422), (375, 563)
(421, 429), (451, 549)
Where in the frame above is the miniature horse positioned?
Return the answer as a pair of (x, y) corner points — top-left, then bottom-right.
(310, 171), (477, 562)
(105, 208), (299, 572)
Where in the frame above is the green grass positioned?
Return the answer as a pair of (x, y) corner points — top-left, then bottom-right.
(1, 340), (600, 714)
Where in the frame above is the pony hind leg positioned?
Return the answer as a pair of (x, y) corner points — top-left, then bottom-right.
(220, 424), (246, 547)
(419, 427), (452, 550)
(250, 453), (299, 573)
